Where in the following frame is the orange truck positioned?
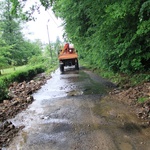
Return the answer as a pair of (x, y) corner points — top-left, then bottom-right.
(58, 43), (79, 72)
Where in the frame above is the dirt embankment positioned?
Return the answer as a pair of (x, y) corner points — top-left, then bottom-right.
(109, 82), (150, 125)
(0, 73), (51, 149)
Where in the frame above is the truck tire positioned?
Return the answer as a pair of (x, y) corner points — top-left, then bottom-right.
(60, 64), (64, 72)
(75, 60), (79, 70)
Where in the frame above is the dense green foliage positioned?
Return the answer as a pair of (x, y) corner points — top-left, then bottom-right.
(0, 36), (12, 70)
(52, 0), (150, 74)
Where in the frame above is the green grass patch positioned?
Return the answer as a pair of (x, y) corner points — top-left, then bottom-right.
(138, 97), (149, 103)
(80, 60), (150, 87)
(46, 62), (58, 74)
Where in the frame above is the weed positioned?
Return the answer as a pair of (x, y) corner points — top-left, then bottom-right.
(138, 97), (148, 103)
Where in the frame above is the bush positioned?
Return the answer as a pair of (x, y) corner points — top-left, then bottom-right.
(0, 78), (8, 101)
(0, 65), (46, 102)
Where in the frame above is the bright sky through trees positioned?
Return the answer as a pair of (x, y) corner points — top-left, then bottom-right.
(22, 0), (64, 43)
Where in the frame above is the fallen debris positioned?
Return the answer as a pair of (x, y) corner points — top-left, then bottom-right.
(0, 73), (51, 149)
(109, 82), (150, 125)
(0, 121), (21, 148)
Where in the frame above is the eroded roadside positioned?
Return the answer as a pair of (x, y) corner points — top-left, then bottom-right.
(109, 82), (150, 125)
(0, 74), (51, 148)
(1, 68), (150, 150)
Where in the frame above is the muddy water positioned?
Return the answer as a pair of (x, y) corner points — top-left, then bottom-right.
(4, 67), (150, 150)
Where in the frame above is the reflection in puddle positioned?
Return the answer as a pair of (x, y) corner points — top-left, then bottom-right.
(40, 118), (70, 125)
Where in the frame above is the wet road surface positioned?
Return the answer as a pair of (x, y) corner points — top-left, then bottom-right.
(4, 67), (150, 150)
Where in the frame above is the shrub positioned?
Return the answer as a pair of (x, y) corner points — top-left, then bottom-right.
(0, 65), (46, 102)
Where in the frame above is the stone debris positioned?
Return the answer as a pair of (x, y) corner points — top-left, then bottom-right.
(137, 101), (150, 124)
(0, 121), (21, 148)
(0, 73), (51, 149)
(110, 82), (150, 125)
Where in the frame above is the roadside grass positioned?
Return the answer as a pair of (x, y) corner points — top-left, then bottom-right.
(138, 97), (149, 103)
(79, 60), (121, 85)
(80, 60), (150, 87)
(46, 62), (58, 74)
(1, 66), (27, 75)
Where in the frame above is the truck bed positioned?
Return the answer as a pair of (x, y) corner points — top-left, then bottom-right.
(58, 53), (78, 60)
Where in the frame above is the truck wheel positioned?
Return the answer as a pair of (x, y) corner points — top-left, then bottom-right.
(60, 64), (64, 72)
(75, 60), (79, 70)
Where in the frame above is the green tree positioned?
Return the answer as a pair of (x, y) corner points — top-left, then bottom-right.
(0, 0), (43, 66)
(0, 0), (25, 65)
(0, 31), (12, 74)
(19, 39), (42, 64)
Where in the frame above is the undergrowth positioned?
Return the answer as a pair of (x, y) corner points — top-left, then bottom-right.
(80, 60), (150, 88)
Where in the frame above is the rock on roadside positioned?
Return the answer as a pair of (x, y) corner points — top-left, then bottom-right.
(0, 121), (23, 148)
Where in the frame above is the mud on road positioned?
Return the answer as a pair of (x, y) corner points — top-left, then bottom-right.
(3, 67), (150, 150)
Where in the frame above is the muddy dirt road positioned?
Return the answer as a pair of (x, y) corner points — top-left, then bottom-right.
(4, 68), (150, 150)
